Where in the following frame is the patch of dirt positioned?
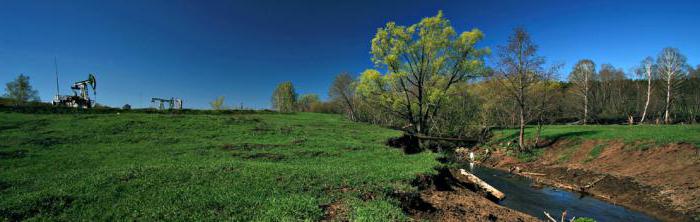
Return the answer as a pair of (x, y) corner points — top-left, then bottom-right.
(0, 195), (74, 221)
(0, 180), (10, 191)
(294, 151), (339, 158)
(221, 143), (287, 151)
(0, 150), (27, 159)
(399, 168), (539, 222)
(320, 201), (348, 221)
(482, 140), (700, 221)
(244, 153), (286, 161)
(415, 189), (536, 222)
(386, 134), (421, 154)
(24, 136), (63, 148)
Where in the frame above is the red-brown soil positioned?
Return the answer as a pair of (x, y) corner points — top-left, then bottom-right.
(399, 169), (540, 222)
(482, 140), (700, 222)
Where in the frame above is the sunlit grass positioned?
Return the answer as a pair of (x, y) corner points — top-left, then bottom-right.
(0, 112), (438, 221)
(493, 124), (700, 147)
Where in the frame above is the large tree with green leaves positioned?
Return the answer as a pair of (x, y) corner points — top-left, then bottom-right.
(362, 11), (488, 136)
(271, 81), (297, 113)
(4, 74), (39, 105)
(296, 94), (320, 112)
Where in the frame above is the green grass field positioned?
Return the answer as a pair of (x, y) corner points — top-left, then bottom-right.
(0, 112), (438, 221)
(493, 124), (700, 147)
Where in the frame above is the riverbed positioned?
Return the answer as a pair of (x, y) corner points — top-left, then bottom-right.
(467, 166), (659, 222)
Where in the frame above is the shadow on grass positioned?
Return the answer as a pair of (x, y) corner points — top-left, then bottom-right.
(497, 129), (599, 148)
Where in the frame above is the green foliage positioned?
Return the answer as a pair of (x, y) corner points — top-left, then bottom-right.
(272, 81), (297, 113)
(210, 96), (225, 110)
(3, 74), (40, 105)
(362, 11), (488, 135)
(516, 148), (544, 162)
(0, 112), (438, 220)
(296, 94), (321, 112)
(573, 217), (597, 222)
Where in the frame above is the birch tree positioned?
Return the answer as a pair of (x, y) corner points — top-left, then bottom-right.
(495, 27), (544, 151)
(656, 48), (689, 124)
(569, 60), (597, 125)
(634, 57), (656, 124)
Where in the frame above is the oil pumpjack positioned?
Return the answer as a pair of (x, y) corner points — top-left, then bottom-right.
(151, 97), (183, 110)
(52, 74), (97, 108)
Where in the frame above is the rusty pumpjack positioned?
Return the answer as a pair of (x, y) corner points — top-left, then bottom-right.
(151, 97), (183, 110)
(52, 74), (97, 108)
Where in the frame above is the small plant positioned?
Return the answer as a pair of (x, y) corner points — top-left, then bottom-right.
(516, 148), (544, 162)
(585, 144), (605, 162)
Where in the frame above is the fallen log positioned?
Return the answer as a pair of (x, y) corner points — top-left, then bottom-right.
(452, 169), (506, 201)
(412, 134), (478, 143)
(520, 172), (547, 176)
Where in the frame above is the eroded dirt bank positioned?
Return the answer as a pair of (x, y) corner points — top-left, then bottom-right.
(481, 140), (700, 222)
(398, 168), (539, 222)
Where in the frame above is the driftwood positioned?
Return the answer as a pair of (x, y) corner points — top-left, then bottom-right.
(413, 134), (478, 143)
(544, 210), (575, 222)
(452, 169), (506, 201)
(520, 172), (547, 176)
(583, 175), (606, 189)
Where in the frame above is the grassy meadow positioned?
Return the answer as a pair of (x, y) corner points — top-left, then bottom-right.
(0, 112), (438, 221)
(493, 124), (700, 147)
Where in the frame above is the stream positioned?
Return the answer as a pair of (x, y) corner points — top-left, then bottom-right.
(466, 165), (659, 222)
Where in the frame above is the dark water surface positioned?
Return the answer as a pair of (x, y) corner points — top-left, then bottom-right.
(467, 166), (659, 222)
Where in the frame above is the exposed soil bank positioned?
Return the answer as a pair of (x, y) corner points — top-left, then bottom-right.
(399, 168), (539, 222)
(481, 140), (700, 222)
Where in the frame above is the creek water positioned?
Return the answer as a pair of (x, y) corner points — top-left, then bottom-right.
(467, 166), (659, 222)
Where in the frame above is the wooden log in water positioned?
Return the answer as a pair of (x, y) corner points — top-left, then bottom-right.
(452, 168), (506, 201)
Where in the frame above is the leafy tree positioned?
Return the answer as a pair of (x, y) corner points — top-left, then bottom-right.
(272, 81), (297, 113)
(494, 27), (545, 150)
(656, 47), (689, 124)
(296, 94), (321, 112)
(363, 11), (488, 136)
(4, 74), (39, 105)
(569, 60), (597, 125)
(329, 72), (357, 120)
(210, 96), (225, 110)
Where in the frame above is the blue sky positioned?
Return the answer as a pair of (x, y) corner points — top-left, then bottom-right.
(1, 0), (698, 109)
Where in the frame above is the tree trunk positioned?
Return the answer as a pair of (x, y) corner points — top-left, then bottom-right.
(583, 93), (588, 125)
(665, 77), (672, 124)
(640, 76), (651, 124)
(519, 107), (525, 151)
(452, 169), (506, 201)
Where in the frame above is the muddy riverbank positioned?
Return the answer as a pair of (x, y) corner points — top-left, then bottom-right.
(480, 140), (700, 222)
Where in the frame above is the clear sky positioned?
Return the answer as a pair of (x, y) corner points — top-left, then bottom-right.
(1, 0), (698, 109)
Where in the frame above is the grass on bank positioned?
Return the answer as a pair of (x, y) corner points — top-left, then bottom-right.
(0, 112), (439, 221)
(492, 124), (700, 147)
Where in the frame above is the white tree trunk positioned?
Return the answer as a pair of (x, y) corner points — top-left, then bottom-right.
(665, 77), (672, 124)
(640, 74), (651, 124)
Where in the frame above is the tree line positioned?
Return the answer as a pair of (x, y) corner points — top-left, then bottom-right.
(270, 12), (700, 151)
